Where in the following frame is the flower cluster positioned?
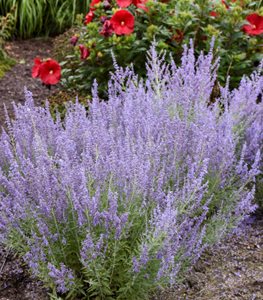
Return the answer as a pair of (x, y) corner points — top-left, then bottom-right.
(0, 43), (262, 298)
(57, 0), (262, 96)
(32, 57), (61, 86)
(77, 0), (148, 61)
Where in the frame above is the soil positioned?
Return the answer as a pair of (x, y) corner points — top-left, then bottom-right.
(0, 38), (262, 300)
(0, 246), (49, 300)
(0, 38), (59, 128)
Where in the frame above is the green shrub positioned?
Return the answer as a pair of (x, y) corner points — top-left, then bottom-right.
(0, 9), (16, 78)
(0, 49), (15, 78)
(57, 0), (263, 96)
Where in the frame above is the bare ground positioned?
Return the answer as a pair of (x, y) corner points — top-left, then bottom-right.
(0, 38), (59, 128)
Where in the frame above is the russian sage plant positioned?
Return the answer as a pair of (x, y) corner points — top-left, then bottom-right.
(226, 62), (263, 207)
(0, 43), (261, 299)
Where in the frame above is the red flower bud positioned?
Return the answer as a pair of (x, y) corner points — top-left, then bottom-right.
(84, 10), (94, 25)
(70, 35), (78, 46)
(100, 20), (114, 37)
(90, 0), (101, 10)
(79, 45), (90, 60)
(133, 0), (148, 12)
(117, 0), (132, 8)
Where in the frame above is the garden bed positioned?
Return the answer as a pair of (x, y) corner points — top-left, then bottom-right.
(0, 38), (262, 300)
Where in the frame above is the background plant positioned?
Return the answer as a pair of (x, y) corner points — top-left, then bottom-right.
(0, 0), (90, 38)
(57, 0), (263, 97)
(227, 63), (263, 208)
(0, 8), (16, 78)
(0, 44), (261, 299)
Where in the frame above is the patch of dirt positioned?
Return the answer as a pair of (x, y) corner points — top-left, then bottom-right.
(0, 246), (48, 300)
(0, 38), (59, 128)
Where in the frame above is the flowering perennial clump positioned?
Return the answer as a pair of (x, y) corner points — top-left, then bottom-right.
(0, 44), (262, 299)
(58, 0), (262, 96)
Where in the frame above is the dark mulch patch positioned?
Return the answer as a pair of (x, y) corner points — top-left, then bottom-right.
(0, 246), (48, 300)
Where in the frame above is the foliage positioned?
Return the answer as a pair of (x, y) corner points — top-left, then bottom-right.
(0, 0), (90, 38)
(0, 44), (262, 299)
(52, 23), (82, 62)
(58, 0), (263, 96)
(0, 6), (15, 41)
(0, 9), (16, 78)
(0, 49), (15, 78)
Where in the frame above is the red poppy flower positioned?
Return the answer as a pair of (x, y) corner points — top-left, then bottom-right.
(110, 10), (135, 35)
(79, 45), (90, 60)
(90, 0), (101, 10)
(133, 0), (148, 11)
(32, 57), (42, 78)
(84, 10), (94, 25)
(117, 0), (132, 8)
(39, 59), (61, 85)
(242, 13), (263, 36)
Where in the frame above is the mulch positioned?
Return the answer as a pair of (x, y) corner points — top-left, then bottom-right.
(0, 38), (59, 128)
(0, 38), (262, 300)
